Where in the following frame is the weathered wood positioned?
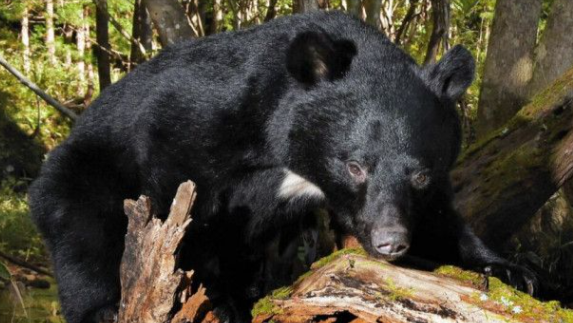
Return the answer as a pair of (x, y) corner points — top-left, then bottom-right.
(453, 67), (573, 247)
(252, 250), (573, 323)
(118, 181), (218, 323)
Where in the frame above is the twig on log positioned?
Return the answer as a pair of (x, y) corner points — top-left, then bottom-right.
(0, 55), (78, 121)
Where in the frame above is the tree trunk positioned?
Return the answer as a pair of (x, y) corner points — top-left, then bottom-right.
(453, 67), (573, 248)
(475, 0), (543, 138)
(95, 0), (112, 91)
(45, 0), (57, 65)
(423, 0), (450, 65)
(346, 0), (363, 18)
(143, 0), (194, 46)
(209, 0), (223, 33)
(364, 0), (381, 29)
(130, 0), (153, 67)
(527, 0), (573, 97)
(294, 0), (319, 13)
(264, 0), (278, 22)
(252, 250), (571, 323)
(395, 0), (418, 45)
(21, 5), (31, 74)
(77, 6), (86, 95)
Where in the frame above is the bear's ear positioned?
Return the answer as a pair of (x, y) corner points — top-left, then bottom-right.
(423, 45), (475, 102)
(286, 31), (357, 85)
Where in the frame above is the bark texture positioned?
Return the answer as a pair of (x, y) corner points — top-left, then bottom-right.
(252, 251), (572, 323)
(143, 0), (194, 46)
(476, 0), (543, 138)
(294, 0), (320, 13)
(119, 181), (218, 323)
(364, 0), (381, 29)
(453, 67), (573, 247)
(527, 0), (573, 97)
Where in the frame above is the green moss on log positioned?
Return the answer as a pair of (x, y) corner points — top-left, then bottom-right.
(435, 265), (573, 322)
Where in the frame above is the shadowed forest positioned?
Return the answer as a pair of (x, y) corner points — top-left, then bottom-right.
(1, 0), (573, 322)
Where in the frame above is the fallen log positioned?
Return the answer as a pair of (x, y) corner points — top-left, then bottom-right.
(116, 182), (572, 323)
(251, 250), (573, 323)
(453, 67), (573, 247)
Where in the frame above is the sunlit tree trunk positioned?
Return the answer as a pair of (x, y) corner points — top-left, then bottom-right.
(85, 5), (95, 105)
(21, 5), (31, 74)
(210, 0), (223, 32)
(475, 0), (542, 138)
(45, 0), (57, 64)
(95, 0), (112, 90)
(77, 7), (86, 94)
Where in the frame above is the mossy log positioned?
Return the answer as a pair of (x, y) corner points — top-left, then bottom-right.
(453, 67), (573, 247)
(252, 250), (573, 323)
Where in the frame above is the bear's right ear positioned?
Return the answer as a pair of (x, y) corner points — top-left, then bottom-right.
(286, 31), (357, 85)
(422, 45), (475, 102)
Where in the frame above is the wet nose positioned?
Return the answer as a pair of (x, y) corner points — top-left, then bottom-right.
(371, 229), (410, 261)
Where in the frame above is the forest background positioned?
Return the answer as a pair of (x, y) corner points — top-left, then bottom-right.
(0, 0), (572, 321)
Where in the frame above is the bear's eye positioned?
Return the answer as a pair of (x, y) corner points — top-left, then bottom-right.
(347, 161), (366, 183)
(411, 171), (430, 189)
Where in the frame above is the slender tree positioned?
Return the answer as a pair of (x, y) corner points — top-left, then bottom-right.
(77, 6), (86, 94)
(130, 0), (153, 66)
(423, 0), (450, 65)
(45, 0), (57, 64)
(475, 0), (543, 138)
(395, 0), (419, 45)
(21, 5), (31, 74)
(95, 0), (112, 90)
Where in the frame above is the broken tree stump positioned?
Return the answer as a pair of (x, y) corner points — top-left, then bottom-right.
(252, 249), (573, 323)
(119, 181), (218, 323)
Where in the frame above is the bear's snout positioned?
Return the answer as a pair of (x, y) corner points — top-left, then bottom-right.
(370, 227), (410, 261)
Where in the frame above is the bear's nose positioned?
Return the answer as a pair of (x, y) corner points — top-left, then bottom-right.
(371, 229), (410, 261)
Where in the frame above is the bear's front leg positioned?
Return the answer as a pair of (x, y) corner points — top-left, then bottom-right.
(456, 220), (537, 295)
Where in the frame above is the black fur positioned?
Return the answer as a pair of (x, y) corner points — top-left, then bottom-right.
(29, 11), (535, 323)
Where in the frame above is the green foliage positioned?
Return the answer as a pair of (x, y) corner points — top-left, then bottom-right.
(0, 262), (10, 281)
(0, 179), (46, 261)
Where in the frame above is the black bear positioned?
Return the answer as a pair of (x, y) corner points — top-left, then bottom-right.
(29, 11), (536, 323)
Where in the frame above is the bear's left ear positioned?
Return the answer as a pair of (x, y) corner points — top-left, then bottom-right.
(286, 31), (357, 85)
(422, 45), (475, 102)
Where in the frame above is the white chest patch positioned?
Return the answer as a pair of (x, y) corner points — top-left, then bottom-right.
(278, 169), (325, 200)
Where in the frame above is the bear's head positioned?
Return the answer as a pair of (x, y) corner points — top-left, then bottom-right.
(279, 29), (475, 261)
